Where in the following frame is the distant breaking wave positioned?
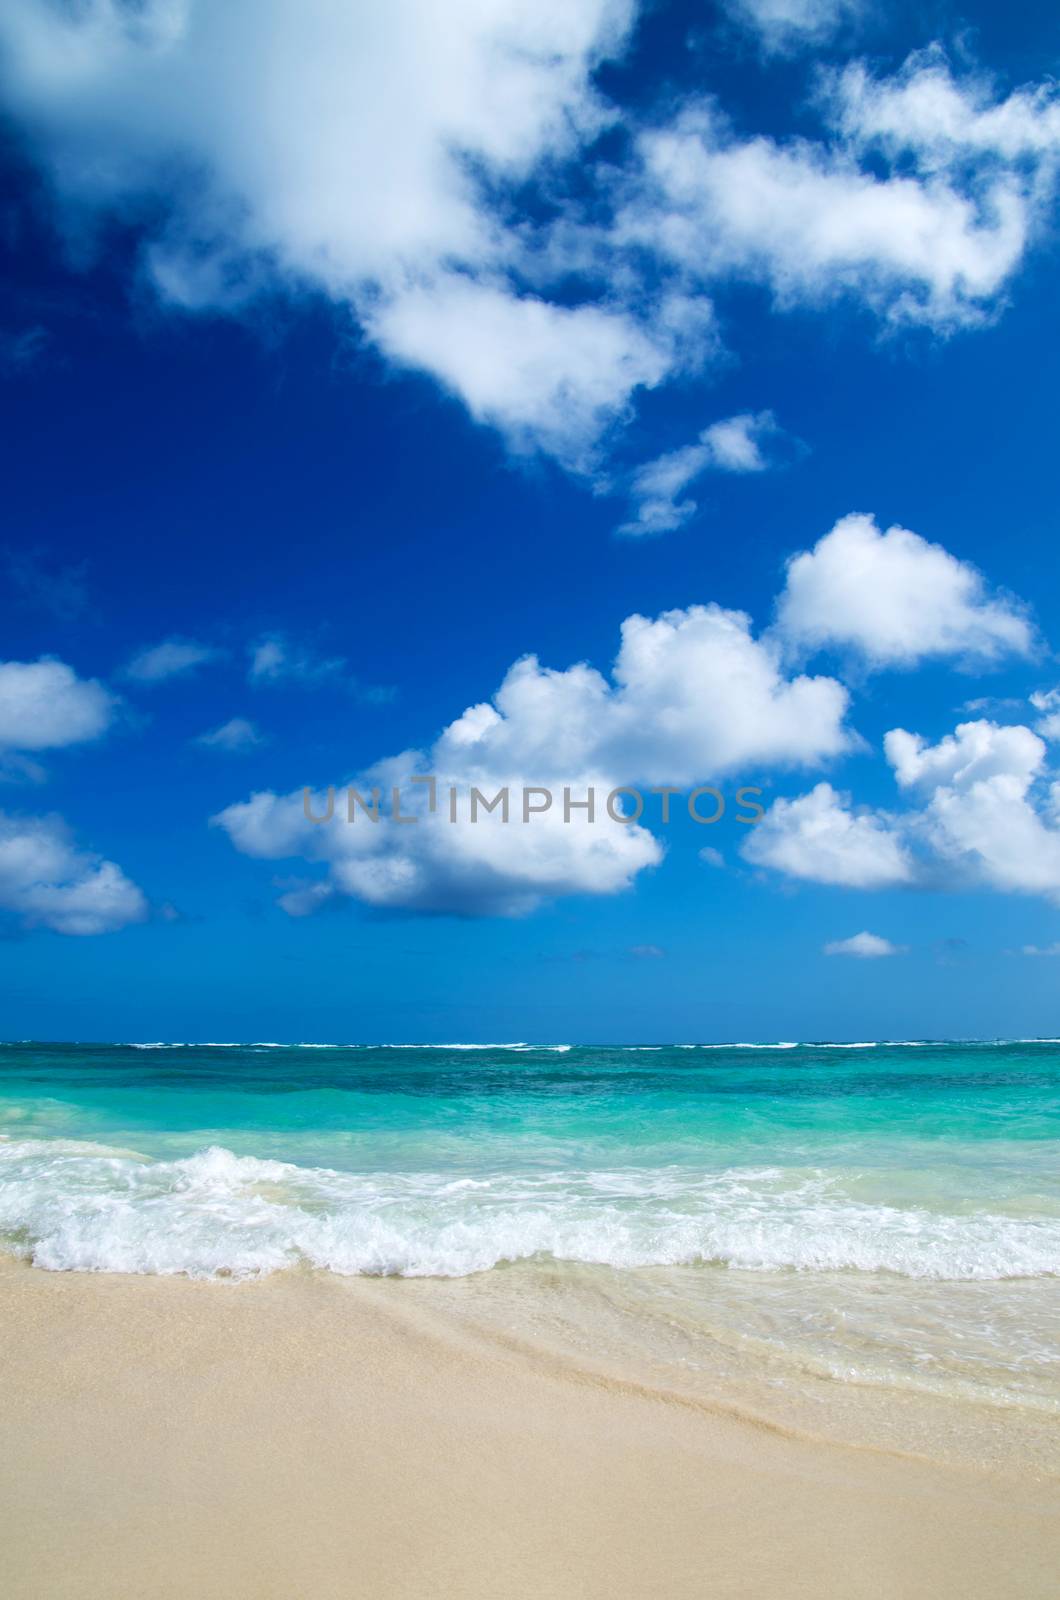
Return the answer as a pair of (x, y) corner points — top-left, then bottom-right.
(125, 1041), (574, 1052)
(103, 1038), (1060, 1051)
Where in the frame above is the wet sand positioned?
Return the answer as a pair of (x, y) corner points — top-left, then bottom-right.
(0, 1257), (1056, 1600)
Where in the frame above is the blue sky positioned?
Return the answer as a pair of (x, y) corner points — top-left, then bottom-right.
(2, 0), (1060, 1041)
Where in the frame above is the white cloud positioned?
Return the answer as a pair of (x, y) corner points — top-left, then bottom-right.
(1029, 687), (1060, 742)
(124, 637), (220, 683)
(216, 779), (663, 920)
(885, 718), (1042, 793)
(701, 412), (776, 471)
(0, 810), (148, 935)
(1021, 942), (1060, 956)
(0, 658), (114, 752)
(366, 277), (681, 472)
(742, 781), (914, 888)
(618, 445), (710, 538)
(195, 717), (264, 753)
(699, 845), (725, 868)
(885, 719), (1060, 901)
(622, 76), (1044, 330)
(0, 0), (632, 281)
(775, 512), (1033, 669)
(3, 10), (1055, 474)
(215, 601), (851, 917)
(724, 0), (866, 55)
(439, 604), (852, 787)
(749, 718), (1060, 907)
(830, 51), (1060, 171)
(824, 930), (905, 958)
(619, 411), (783, 536)
(0, 0), (660, 470)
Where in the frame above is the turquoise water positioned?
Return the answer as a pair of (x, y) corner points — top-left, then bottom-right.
(3, 1038), (1058, 1420)
(1, 1039), (1057, 1279)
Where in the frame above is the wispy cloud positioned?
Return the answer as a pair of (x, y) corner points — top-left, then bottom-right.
(194, 718), (265, 753)
(124, 638), (222, 684)
(823, 931), (906, 958)
(618, 412), (791, 536)
(723, 0), (867, 56)
(248, 635), (395, 703)
(247, 636), (345, 686)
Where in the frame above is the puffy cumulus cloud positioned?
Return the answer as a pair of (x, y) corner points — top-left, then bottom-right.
(885, 719), (1042, 793)
(438, 606), (852, 787)
(620, 60), (1052, 332)
(0, 658), (114, 753)
(214, 602), (851, 917)
(215, 777), (663, 920)
(748, 719), (1060, 907)
(823, 930), (905, 958)
(742, 782), (914, 888)
(885, 719), (1060, 901)
(124, 637), (220, 683)
(618, 411), (785, 536)
(724, 0), (866, 55)
(0, 660), (146, 933)
(774, 513), (1033, 669)
(0, 810), (148, 935)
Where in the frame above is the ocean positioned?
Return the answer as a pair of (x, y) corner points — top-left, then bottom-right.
(2, 1038), (1058, 1438)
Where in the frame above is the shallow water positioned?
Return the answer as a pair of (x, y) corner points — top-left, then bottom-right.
(1, 1039), (1057, 1422)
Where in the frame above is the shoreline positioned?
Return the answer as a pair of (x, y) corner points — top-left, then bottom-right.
(1, 1258), (1057, 1599)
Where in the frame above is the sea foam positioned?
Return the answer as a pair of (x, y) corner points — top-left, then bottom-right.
(2, 1138), (1058, 1283)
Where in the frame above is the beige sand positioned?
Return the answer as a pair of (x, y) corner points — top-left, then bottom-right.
(0, 1257), (1056, 1600)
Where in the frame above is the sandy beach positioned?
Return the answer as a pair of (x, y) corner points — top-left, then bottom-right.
(4, 0), (1060, 1593)
(1, 1256), (1056, 1600)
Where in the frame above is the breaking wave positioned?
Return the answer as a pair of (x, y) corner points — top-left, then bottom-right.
(2, 1139), (1058, 1282)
